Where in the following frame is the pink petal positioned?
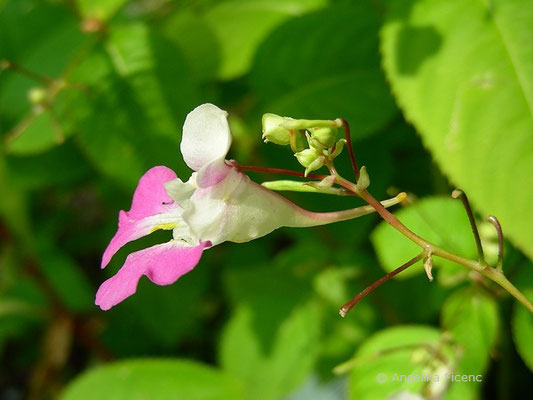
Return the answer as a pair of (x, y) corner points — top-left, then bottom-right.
(101, 166), (180, 268)
(95, 241), (210, 311)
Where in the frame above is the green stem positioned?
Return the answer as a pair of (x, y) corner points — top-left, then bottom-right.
(333, 173), (533, 313)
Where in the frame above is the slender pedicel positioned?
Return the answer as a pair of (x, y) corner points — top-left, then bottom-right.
(486, 215), (504, 270)
(339, 252), (425, 317)
(452, 189), (486, 264)
(237, 164), (329, 180)
(336, 118), (359, 180)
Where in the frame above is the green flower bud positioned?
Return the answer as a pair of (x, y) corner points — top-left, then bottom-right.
(355, 166), (370, 191)
(305, 156), (325, 177)
(309, 127), (337, 148)
(290, 130), (307, 153)
(295, 149), (325, 176)
(262, 113), (292, 145)
(329, 138), (347, 159)
(262, 178), (344, 195)
(294, 148), (320, 168)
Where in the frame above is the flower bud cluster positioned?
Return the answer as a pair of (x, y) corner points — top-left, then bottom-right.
(262, 113), (346, 176)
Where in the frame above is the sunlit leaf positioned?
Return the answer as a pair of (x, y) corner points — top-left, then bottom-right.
(348, 326), (447, 400)
(512, 288), (533, 372)
(220, 261), (320, 400)
(371, 197), (476, 280)
(60, 359), (243, 400)
(381, 0), (533, 259)
(204, 0), (325, 79)
(441, 288), (499, 374)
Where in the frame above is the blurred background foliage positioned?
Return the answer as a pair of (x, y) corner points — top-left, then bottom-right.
(0, 0), (532, 399)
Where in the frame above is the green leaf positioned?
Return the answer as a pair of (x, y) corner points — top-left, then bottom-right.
(348, 325), (445, 400)
(6, 140), (91, 190)
(371, 196), (476, 280)
(220, 302), (320, 400)
(76, 0), (126, 21)
(159, 8), (220, 83)
(0, 153), (31, 243)
(60, 359), (243, 400)
(0, 7), (88, 154)
(101, 235), (209, 354)
(0, 264), (47, 353)
(37, 238), (94, 313)
(204, 0), (325, 79)
(69, 23), (198, 188)
(6, 109), (64, 155)
(441, 288), (499, 374)
(381, 0), (533, 259)
(251, 1), (396, 140)
(512, 288), (533, 371)
(219, 262), (320, 400)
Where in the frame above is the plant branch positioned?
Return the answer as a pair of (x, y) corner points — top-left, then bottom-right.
(332, 173), (533, 313)
(339, 252), (425, 317)
(1, 59), (53, 85)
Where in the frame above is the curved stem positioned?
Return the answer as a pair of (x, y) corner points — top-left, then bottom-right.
(333, 172), (533, 313)
(452, 189), (486, 264)
(487, 215), (504, 270)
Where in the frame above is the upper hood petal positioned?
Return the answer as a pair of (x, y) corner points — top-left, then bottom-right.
(180, 103), (232, 171)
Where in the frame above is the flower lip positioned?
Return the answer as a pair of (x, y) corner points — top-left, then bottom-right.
(180, 103), (232, 172)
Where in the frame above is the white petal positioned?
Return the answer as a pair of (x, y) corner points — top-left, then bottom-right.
(181, 166), (402, 246)
(180, 168), (318, 245)
(181, 104), (232, 171)
(164, 176), (196, 204)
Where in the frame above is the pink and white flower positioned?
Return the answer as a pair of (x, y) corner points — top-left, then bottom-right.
(96, 104), (400, 310)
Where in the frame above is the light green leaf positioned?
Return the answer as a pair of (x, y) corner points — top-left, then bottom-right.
(220, 262), (320, 400)
(251, 1), (396, 140)
(204, 0), (325, 79)
(6, 109), (63, 155)
(348, 325), (445, 400)
(220, 302), (320, 400)
(381, 0), (533, 259)
(371, 196), (476, 280)
(60, 359), (243, 400)
(0, 10), (87, 154)
(441, 288), (499, 374)
(512, 288), (533, 371)
(76, 0), (126, 21)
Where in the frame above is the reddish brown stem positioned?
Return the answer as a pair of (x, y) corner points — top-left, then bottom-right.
(339, 252), (425, 317)
(237, 164), (329, 180)
(452, 189), (486, 264)
(337, 118), (360, 180)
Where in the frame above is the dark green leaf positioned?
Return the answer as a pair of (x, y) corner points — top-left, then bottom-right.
(251, 1), (396, 140)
